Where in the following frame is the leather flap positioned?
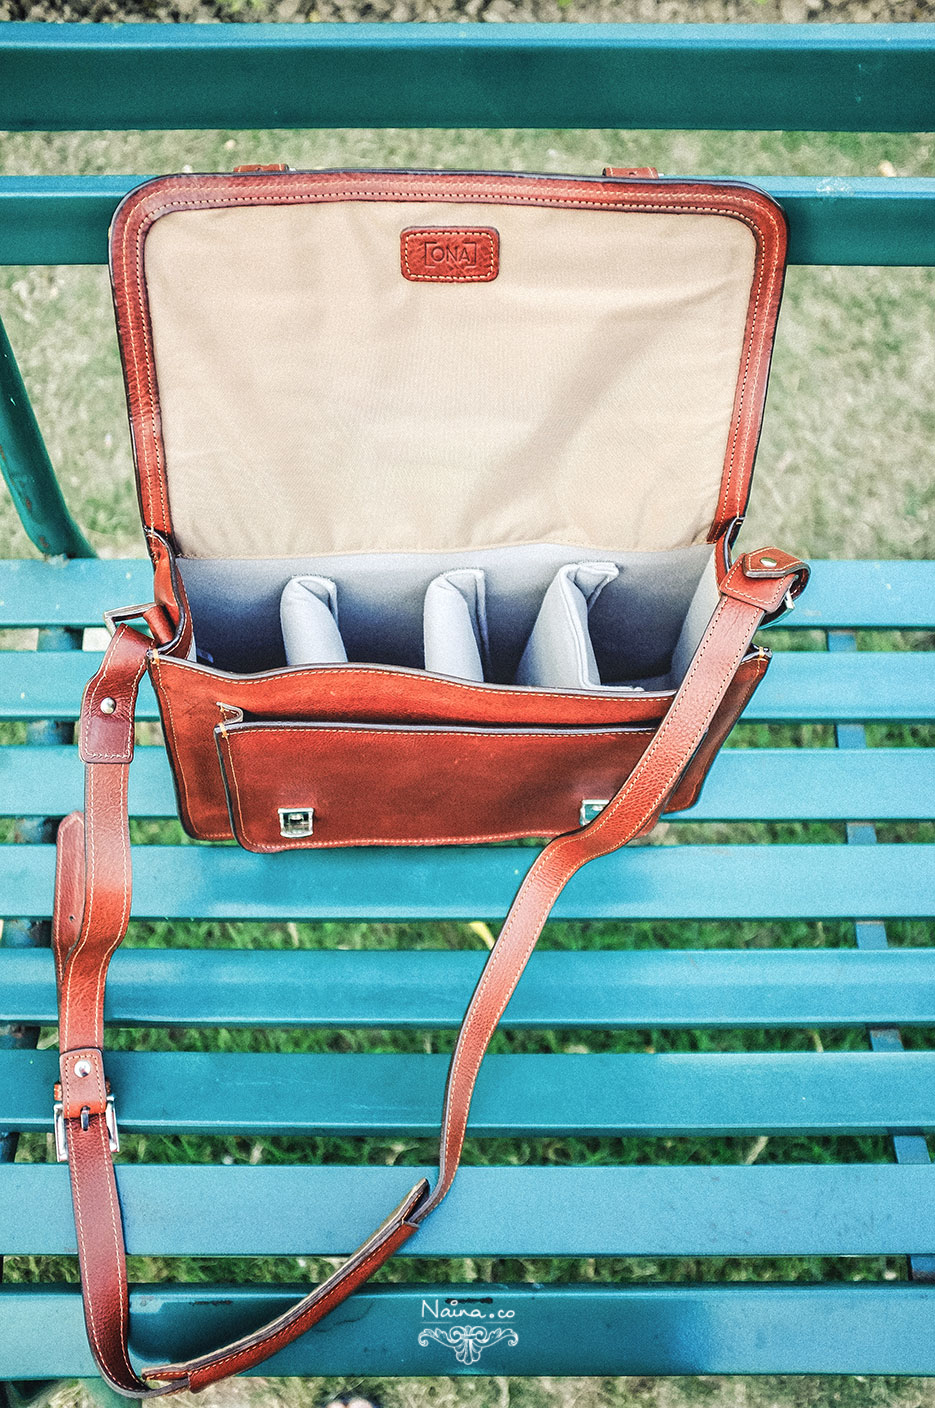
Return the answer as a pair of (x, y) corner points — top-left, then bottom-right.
(110, 170), (786, 563)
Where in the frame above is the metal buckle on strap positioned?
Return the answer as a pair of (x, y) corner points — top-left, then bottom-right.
(53, 1094), (120, 1163)
(103, 602), (157, 637)
(763, 585), (800, 627)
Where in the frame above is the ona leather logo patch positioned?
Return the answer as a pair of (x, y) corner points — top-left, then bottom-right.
(401, 228), (499, 283)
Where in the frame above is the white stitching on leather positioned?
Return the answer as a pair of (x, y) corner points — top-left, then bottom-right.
(88, 765), (132, 1046)
(53, 811), (84, 983)
(232, 724), (652, 740)
(60, 771), (97, 1052)
(153, 653), (673, 711)
(714, 201), (782, 530)
(154, 1229), (409, 1383)
(64, 640), (145, 1048)
(401, 228), (497, 283)
(121, 202), (169, 534)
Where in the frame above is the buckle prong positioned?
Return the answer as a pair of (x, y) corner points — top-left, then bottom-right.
(54, 1093), (120, 1162)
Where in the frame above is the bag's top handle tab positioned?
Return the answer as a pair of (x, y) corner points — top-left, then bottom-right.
(602, 166), (659, 178)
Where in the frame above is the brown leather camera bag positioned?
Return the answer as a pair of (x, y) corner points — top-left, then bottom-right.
(53, 167), (808, 1395)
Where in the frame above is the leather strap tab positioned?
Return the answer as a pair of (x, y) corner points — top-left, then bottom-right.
(60, 1048), (108, 1120)
(722, 550), (808, 618)
(603, 166), (659, 178)
(79, 623), (150, 765)
(146, 530), (194, 657)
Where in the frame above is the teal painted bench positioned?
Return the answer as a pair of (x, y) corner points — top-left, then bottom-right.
(1, 22), (934, 1401)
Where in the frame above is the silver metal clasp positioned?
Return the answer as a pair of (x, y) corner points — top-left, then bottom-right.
(579, 799), (610, 827)
(53, 1094), (120, 1163)
(764, 588), (797, 629)
(103, 603), (156, 637)
(278, 806), (315, 839)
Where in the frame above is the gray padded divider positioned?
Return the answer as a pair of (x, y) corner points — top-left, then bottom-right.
(516, 563), (618, 689)
(280, 575), (348, 666)
(423, 568), (489, 682)
(179, 541), (713, 684)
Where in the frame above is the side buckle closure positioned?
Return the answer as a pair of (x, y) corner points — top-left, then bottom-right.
(53, 1093), (120, 1163)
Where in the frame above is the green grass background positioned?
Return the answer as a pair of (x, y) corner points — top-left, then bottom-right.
(1, 117), (933, 1408)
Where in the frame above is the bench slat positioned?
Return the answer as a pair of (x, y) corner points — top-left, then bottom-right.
(3, 649), (933, 722)
(2, 841), (932, 921)
(0, 558), (152, 624)
(1, 25), (933, 135)
(5, 1048), (935, 1135)
(4, 946), (935, 1030)
(1, 20), (932, 1393)
(4, 1282), (935, 1377)
(4, 1163), (935, 1258)
(2, 173), (933, 268)
(3, 559), (933, 630)
(3, 744), (932, 823)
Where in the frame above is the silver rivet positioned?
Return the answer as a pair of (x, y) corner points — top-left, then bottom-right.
(74, 1058), (92, 1078)
(759, 555), (778, 568)
(100, 697), (117, 714)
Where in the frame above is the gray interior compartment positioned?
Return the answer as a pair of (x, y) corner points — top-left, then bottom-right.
(178, 541), (716, 688)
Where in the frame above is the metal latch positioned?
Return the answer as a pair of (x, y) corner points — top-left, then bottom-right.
(579, 799), (610, 827)
(278, 807), (315, 838)
(53, 1093), (120, 1163)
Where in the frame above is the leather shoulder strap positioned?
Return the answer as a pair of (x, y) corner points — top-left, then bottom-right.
(54, 550), (806, 1397)
(416, 547), (807, 1221)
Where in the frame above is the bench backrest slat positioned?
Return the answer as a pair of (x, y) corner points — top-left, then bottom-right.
(2, 23), (934, 133)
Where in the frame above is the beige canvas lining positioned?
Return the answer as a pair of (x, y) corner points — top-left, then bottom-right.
(143, 199), (757, 560)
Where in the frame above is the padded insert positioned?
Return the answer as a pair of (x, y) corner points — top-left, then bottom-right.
(422, 568), (489, 682)
(280, 575), (347, 666)
(179, 541), (715, 688)
(516, 562), (619, 690)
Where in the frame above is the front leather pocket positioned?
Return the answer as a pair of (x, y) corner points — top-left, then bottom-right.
(214, 719), (656, 851)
